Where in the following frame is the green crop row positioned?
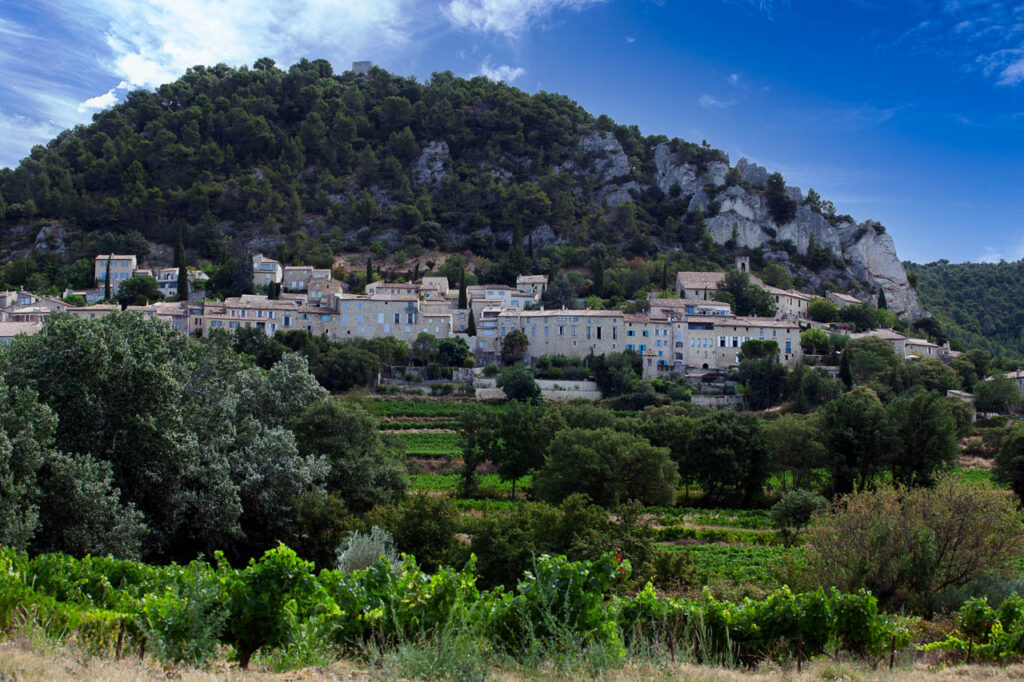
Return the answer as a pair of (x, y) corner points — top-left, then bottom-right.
(655, 527), (779, 545)
(662, 545), (807, 586)
(396, 432), (462, 457)
(1, 545), (917, 671)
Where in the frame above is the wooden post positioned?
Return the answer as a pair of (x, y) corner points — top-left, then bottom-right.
(139, 635), (146, 661)
(889, 633), (896, 670)
(115, 619), (126, 660)
(966, 637), (973, 665)
(797, 635), (803, 673)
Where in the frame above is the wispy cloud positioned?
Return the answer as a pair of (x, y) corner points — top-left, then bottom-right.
(699, 94), (735, 109)
(51, 0), (422, 89)
(77, 82), (128, 113)
(892, 1), (1024, 87)
(977, 236), (1024, 263)
(479, 60), (525, 82)
(444, 0), (607, 37)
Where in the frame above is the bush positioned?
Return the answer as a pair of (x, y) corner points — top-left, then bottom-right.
(336, 526), (399, 574)
(770, 489), (828, 546)
(802, 477), (1024, 614)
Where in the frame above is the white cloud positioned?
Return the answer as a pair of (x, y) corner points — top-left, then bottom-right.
(77, 84), (125, 112)
(625, 35), (636, 43)
(699, 94), (735, 109)
(61, 0), (419, 89)
(444, 0), (607, 37)
(729, 72), (740, 84)
(998, 57), (1024, 85)
(479, 60), (525, 82)
(0, 111), (63, 167)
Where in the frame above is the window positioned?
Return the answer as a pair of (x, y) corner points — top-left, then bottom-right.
(544, 326), (549, 337)
(321, 314), (330, 322)
(394, 313), (401, 323)
(612, 327), (618, 340)
(378, 313), (384, 324)
(342, 314), (348, 322)
(586, 327), (591, 340)
(785, 341), (792, 354)
(559, 326), (565, 336)
(357, 314), (364, 323)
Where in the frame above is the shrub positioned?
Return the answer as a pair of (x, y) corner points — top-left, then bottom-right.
(802, 476), (1024, 614)
(336, 526), (399, 574)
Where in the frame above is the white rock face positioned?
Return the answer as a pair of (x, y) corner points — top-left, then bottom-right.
(563, 132), (922, 317)
(412, 140), (449, 186)
(837, 222), (922, 317)
(734, 158), (768, 187)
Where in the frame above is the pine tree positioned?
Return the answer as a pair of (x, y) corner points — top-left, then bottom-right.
(103, 257), (111, 301)
(458, 269), (467, 309)
(466, 308), (476, 336)
(877, 288), (888, 310)
(175, 224), (189, 301)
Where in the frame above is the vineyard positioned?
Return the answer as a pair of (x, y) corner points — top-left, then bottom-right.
(0, 544), (917, 672)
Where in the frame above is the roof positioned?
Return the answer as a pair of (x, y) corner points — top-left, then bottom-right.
(830, 292), (862, 304)
(855, 328), (906, 341)
(93, 254), (136, 260)
(722, 316), (801, 329)
(516, 275), (549, 284)
(675, 271), (726, 287)
(905, 337), (940, 348)
(765, 286), (813, 301)
(500, 309), (625, 319)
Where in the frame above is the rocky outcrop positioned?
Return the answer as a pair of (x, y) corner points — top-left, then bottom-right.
(580, 138), (921, 317)
(570, 131), (639, 206)
(412, 141), (449, 186)
(836, 221), (921, 317)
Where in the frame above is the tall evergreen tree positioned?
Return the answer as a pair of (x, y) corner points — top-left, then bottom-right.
(458, 269), (467, 309)
(175, 224), (189, 301)
(877, 288), (888, 310)
(103, 257), (111, 301)
(413, 262), (420, 282)
(365, 257), (373, 290)
(661, 260), (668, 291)
(466, 309), (476, 336)
(591, 254), (605, 298)
(839, 350), (853, 388)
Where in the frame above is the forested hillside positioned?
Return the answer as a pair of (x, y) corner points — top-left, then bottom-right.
(906, 259), (1024, 360)
(0, 58), (918, 311)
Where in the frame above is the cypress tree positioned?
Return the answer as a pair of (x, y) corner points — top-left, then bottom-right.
(877, 288), (888, 310)
(839, 350), (852, 388)
(466, 309), (476, 336)
(103, 257), (111, 301)
(458, 269), (467, 309)
(661, 260), (668, 292)
(365, 257), (373, 290)
(413, 262), (420, 282)
(591, 254), (605, 298)
(175, 224), (189, 301)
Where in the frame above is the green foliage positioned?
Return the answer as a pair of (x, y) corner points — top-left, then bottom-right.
(764, 172), (797, 225)
(116, 275), (163, 307)
(715, 269), (776, 317)
(534, 428), (678, 507)
(909, 259), (1024, 360)
(220, 544), (324, 668)
(994, 425), (1024, 502)
(770, 489), (828, 546)
(821, 385), (889, 495)
(807, 298), (837, 323)
(500, 329), (530, 366)
(496, 363), (541, 403)
(687, 412), (770, 505)
(976, 377), (1024, 414)
(804, 477), (1024, 614)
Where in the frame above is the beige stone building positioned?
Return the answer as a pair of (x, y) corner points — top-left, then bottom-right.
(252, 254), (284, 285)
(94, 254), (138, 286)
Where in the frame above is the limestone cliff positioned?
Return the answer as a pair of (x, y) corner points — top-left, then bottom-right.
(569, 138), (921, 317)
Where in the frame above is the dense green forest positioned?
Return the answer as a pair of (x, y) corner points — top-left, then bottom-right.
(0, 58), (727, 269)
(906, 259), (1024, 361)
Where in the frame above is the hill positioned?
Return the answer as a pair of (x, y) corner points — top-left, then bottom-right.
(905, 259), (1024, 360)
(0, 58), (918, 315)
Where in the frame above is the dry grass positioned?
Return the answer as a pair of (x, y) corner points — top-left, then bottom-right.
(6, 638), (1024, 682)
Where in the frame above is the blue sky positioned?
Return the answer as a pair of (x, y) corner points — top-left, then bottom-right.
(2, 0), (1023, 264)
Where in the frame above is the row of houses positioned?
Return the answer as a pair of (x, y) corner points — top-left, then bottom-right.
(2, 253), (970, 381)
